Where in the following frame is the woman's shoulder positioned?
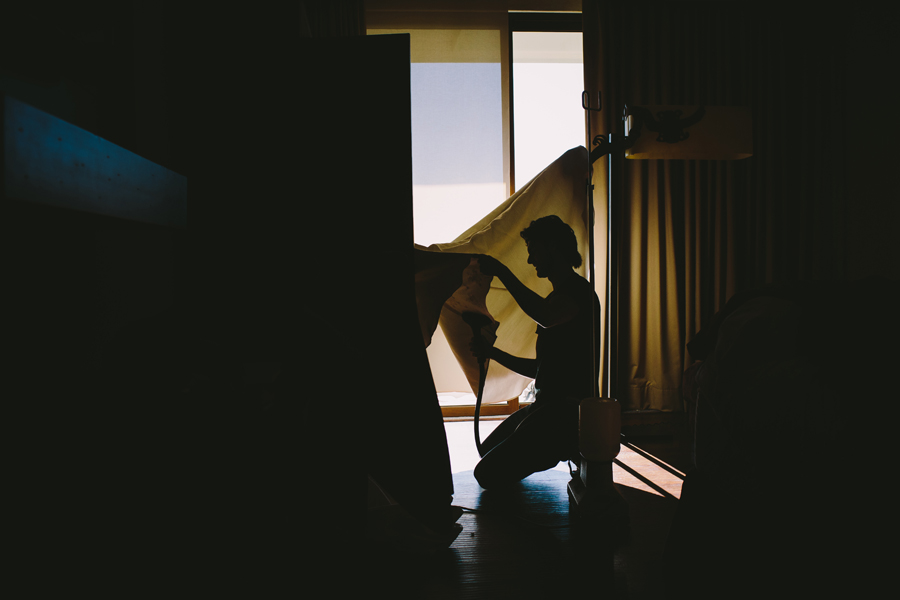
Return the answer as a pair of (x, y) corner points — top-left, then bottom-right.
(557, 275), (600, 315)
(556, 273), (592, 295)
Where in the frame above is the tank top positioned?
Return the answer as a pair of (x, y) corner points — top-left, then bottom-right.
(533, 275), (602, 404)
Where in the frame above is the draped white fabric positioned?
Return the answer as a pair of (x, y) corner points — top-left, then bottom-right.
(415, 146), (593, 404)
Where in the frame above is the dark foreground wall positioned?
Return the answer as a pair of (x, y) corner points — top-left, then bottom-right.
(4, 5), (445, 594)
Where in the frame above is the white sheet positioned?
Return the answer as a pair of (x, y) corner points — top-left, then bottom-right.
(415, 146), (591, 404)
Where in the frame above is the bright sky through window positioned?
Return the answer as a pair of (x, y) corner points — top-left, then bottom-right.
(365, 27), (507, 248)
(512, 31), (584, 189)
(410, 62), (505, 247)
(367, 28), (583, 248)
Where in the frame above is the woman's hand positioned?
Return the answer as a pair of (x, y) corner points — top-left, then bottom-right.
(476, 255), (509, 279)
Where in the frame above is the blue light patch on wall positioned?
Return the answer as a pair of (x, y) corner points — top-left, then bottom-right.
(2, 94), (186, 228)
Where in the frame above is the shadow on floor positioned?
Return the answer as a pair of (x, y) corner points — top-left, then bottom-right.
(368, 467), (680, 599)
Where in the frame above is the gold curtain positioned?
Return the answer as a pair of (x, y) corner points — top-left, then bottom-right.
(582, 0), (849, 412)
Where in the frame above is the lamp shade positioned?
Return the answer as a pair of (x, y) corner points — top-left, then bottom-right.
(579, 397), (620, 461)
(624, 105), (752, 160)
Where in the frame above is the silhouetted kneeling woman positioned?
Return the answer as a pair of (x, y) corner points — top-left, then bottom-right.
(471, 215), (600, 489)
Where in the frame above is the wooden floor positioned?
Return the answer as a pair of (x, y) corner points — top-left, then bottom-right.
(368, 418), (692, 599)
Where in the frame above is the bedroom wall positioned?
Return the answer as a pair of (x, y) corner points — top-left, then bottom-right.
(845, 4), (900, 280)
(1, 1), (178, 366)
(3, 2), (349, 590)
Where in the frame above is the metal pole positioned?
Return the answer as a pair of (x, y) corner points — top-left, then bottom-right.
(607, 132), (618, 401)
(583, 91), (601, 399)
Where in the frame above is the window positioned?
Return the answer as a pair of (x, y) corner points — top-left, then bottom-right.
(366, 8), (584, 413)
(367, 11), (509, 397)
(509, 13), (584, 192)
(367, 19), (509, 248)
